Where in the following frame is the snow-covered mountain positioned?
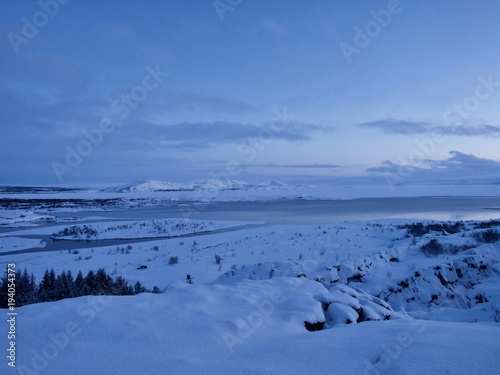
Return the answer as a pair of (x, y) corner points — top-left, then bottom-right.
(103, 179), (294, 193)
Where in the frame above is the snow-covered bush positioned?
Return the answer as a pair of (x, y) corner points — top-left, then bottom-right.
(420, 239), (445, 256)
(215, 254), (222, 265)
(474, 229), (500, 243)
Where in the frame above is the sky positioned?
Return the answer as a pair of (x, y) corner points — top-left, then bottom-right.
(1, 0), (500, 187)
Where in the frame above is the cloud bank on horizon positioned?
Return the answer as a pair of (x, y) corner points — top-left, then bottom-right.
(0, 0), (499, 186)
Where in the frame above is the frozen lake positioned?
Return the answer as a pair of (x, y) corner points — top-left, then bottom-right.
(53, 196), (500, 224)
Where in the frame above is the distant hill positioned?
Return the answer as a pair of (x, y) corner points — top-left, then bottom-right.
(102, 179), (294, 193)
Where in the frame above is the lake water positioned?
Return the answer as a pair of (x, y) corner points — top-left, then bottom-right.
(51, 196), (500, 223)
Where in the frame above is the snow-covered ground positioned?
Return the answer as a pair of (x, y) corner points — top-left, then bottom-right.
(1, 219), (261, 240)
(0, 187), (499, 374)
(7, 279), (499, 375)
(0, 209), (55, 227)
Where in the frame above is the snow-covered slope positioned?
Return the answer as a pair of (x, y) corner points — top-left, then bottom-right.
(3, 278), (499, 375)
(103, 179), (293, 193)
(215, 222), (500, 324)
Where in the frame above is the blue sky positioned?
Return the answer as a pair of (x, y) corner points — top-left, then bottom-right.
(1, 0), (500, 186)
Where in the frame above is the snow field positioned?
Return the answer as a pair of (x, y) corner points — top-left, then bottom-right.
(2, 279), (499, 375)
(1, 218), (261, 240)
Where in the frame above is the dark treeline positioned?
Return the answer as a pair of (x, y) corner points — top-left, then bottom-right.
(0, 267), (161, 308)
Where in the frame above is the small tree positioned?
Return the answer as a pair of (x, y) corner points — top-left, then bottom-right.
(113, 276), (133, 295)
(74, 270), (85, 297)
(134, 281), (147, 294)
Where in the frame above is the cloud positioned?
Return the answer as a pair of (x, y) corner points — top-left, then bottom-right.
(0, 89), (109, 137)
(359, 119), (429, 135)
(0, 86), (260, 142)
(434, 124), (500, 137)
(366, 160), (403, 174)
(358, 119), (500, 138)
(1, 55), (92, 99)
(150, 91), (257, 114)
(125, 120), (330, 149)
(253, 163), (343, 169)
(428, 150), (500, 171)
(0, 80), (333, 183)
(367, 151), (500, 184)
